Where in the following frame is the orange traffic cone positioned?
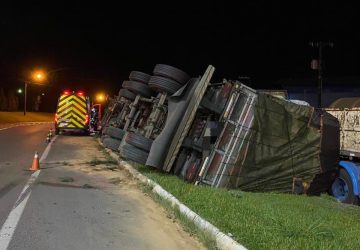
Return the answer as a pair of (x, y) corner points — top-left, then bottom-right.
(30, 151), (40, 171)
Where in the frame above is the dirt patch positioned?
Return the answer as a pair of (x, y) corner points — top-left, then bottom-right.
(109, 177), (123, 185)
(82, 183), (96, 189)
(59, 176), (74, 182)
(41, 136), (205, 250)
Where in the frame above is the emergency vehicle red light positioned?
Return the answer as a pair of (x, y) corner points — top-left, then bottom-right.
(63, 90), (70, 95)
(77, 91), (84, 96)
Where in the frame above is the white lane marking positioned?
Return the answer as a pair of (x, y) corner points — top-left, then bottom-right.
(40, 135), (57, 162)
(0, 135), (57, 250)
(0, 122), (52, 131)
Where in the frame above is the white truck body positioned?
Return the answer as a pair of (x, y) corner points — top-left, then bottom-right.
(326, 108), (360, 158)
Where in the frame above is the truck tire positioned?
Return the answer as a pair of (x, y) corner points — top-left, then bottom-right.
(120, 143), (149, 165)
(124, 132), (153, 152)
(103, 137), (121, 152)
(107, 118), (117, 126)
(129, 71), (151, 84)
(122, 80), (155, 98)
(153, 64), (190, 85)
(148, 76), (182, 95)
(102, 126), (110, 135)
(103, 126), (125, 140)
(174, 149), (188, 175)
(331, 168), (360, 205)
(101, 134), (110, 142)
(118, 89), (136, 101)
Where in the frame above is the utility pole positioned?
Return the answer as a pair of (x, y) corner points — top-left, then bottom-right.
(309, 41), (334, 108)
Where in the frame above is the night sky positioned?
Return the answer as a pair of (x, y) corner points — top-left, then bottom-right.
(1, 2), (359, 109)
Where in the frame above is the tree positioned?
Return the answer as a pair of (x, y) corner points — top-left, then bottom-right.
(7, 89), (18, 111)
(0, 88), (8, 111)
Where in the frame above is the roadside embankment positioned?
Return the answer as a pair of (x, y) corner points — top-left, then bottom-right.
(0, 112), (54, 129)
(101, 144), (360, 250)
(0, 112), (54, 124)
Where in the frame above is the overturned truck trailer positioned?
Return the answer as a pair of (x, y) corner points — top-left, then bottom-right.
(200, 84), (340, 194)
(148, 79), (340, 194)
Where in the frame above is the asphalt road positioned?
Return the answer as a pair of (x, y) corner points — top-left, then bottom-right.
(0, 124), (51, 229)
(0, 125), (203, 250)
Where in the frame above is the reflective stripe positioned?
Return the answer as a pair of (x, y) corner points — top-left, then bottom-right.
(58, 102), (87, 116)
(58, 100), (87, 115)
(63, 113), (73, 119)
(58, 106), (86, 119)
(58, 95), (86, 106)
(56, 94), (88, 129)
(62, 113), (86, 126)
(58, 95), (87, 111)
(58, 99), (87, 113)
(59, 95), (69, 102)
(77, 95), (86, 101)
(71, 119), (84, 128)
(58, 96), (86, 113)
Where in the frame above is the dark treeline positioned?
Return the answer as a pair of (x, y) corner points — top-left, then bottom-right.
(0, 87), (20, 111)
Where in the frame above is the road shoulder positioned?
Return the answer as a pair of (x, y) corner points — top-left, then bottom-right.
(9, 135), (204, 250)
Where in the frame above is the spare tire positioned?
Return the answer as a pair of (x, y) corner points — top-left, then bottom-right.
(148, 76), (182, 95)
(118, 89), (136, 101)
(120, 143), (149, 165)
(153, 64), (190, 85)
(122, 80), (155, 98)
(125, 132), (153, 152)
(129, 71), (151, 84)
(103, 137), (121, 151)
(103, 126), (125, 140)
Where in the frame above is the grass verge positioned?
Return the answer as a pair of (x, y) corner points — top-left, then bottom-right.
(134, 164), (360, 250)
(0, 112), (54, 124)
(139, 183), (218, 250)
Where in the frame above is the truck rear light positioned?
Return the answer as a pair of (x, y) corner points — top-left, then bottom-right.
(85, 114), (89, 124)
(55, 113), (59, 122)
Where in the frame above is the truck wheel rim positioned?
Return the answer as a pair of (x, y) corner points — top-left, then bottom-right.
(331, 177), (349, 201)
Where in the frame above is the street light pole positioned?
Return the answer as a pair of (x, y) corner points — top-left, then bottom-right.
(310, 41), (334, 108)
(23, 71), (46, 116)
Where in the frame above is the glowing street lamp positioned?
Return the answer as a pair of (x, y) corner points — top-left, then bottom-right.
(96, 93), (106, 103)
(17, 88), (23, 94)
(32, 71), (46, 83)
(24, 70), (47, 116)
(92, 93), (107, 131)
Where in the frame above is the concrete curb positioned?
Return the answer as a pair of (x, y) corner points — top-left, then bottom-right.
(99, 139), (247, 250)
